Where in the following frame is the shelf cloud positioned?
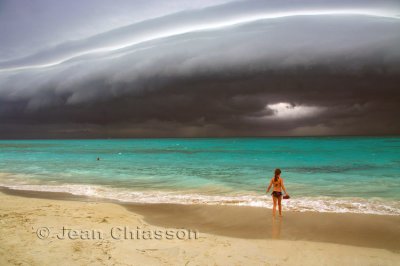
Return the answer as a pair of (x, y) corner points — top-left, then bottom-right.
(1, 0), (400, 138)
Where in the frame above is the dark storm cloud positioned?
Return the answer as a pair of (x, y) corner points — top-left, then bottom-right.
(0, 0), (400, 138)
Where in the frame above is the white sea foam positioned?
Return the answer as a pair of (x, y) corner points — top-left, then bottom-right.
(1, 181), (399, 216)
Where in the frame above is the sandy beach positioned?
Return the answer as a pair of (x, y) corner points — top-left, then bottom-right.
(1, 188), (399, 266)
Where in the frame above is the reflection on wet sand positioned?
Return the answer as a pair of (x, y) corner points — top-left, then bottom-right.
(271, 217), (282, 239)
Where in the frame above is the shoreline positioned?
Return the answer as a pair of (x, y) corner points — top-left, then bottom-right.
(2, 186), (400, 251)
(1, 181), (399, 216)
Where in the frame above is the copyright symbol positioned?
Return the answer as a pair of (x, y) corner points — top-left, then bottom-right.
(36, 227), (50, 239)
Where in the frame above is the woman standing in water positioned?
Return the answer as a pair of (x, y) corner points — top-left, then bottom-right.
(266, 169), (289, 217)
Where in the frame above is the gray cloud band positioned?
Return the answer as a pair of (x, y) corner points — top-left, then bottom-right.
(0, 0), (399, 137)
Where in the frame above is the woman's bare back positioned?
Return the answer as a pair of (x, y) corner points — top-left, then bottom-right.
(272, 177), (282, 192)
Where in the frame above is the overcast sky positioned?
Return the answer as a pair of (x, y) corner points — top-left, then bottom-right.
(1, 0), (400, 138)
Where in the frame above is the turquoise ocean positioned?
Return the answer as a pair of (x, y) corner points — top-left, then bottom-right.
(0, 137), (399, 215)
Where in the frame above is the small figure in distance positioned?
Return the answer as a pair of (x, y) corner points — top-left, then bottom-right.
(97, 157), (100, 161)
(266, 168), (289, 217)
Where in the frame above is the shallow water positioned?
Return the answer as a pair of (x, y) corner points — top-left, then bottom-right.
(0, 137), (399, 215)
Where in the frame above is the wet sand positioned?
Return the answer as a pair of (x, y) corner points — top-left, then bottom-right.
(126, 203), (400, 250)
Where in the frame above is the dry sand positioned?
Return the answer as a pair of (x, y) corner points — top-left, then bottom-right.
(0, 188), (399, 266)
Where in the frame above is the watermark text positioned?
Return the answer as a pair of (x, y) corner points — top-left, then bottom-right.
(34, 226), (199, 241)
